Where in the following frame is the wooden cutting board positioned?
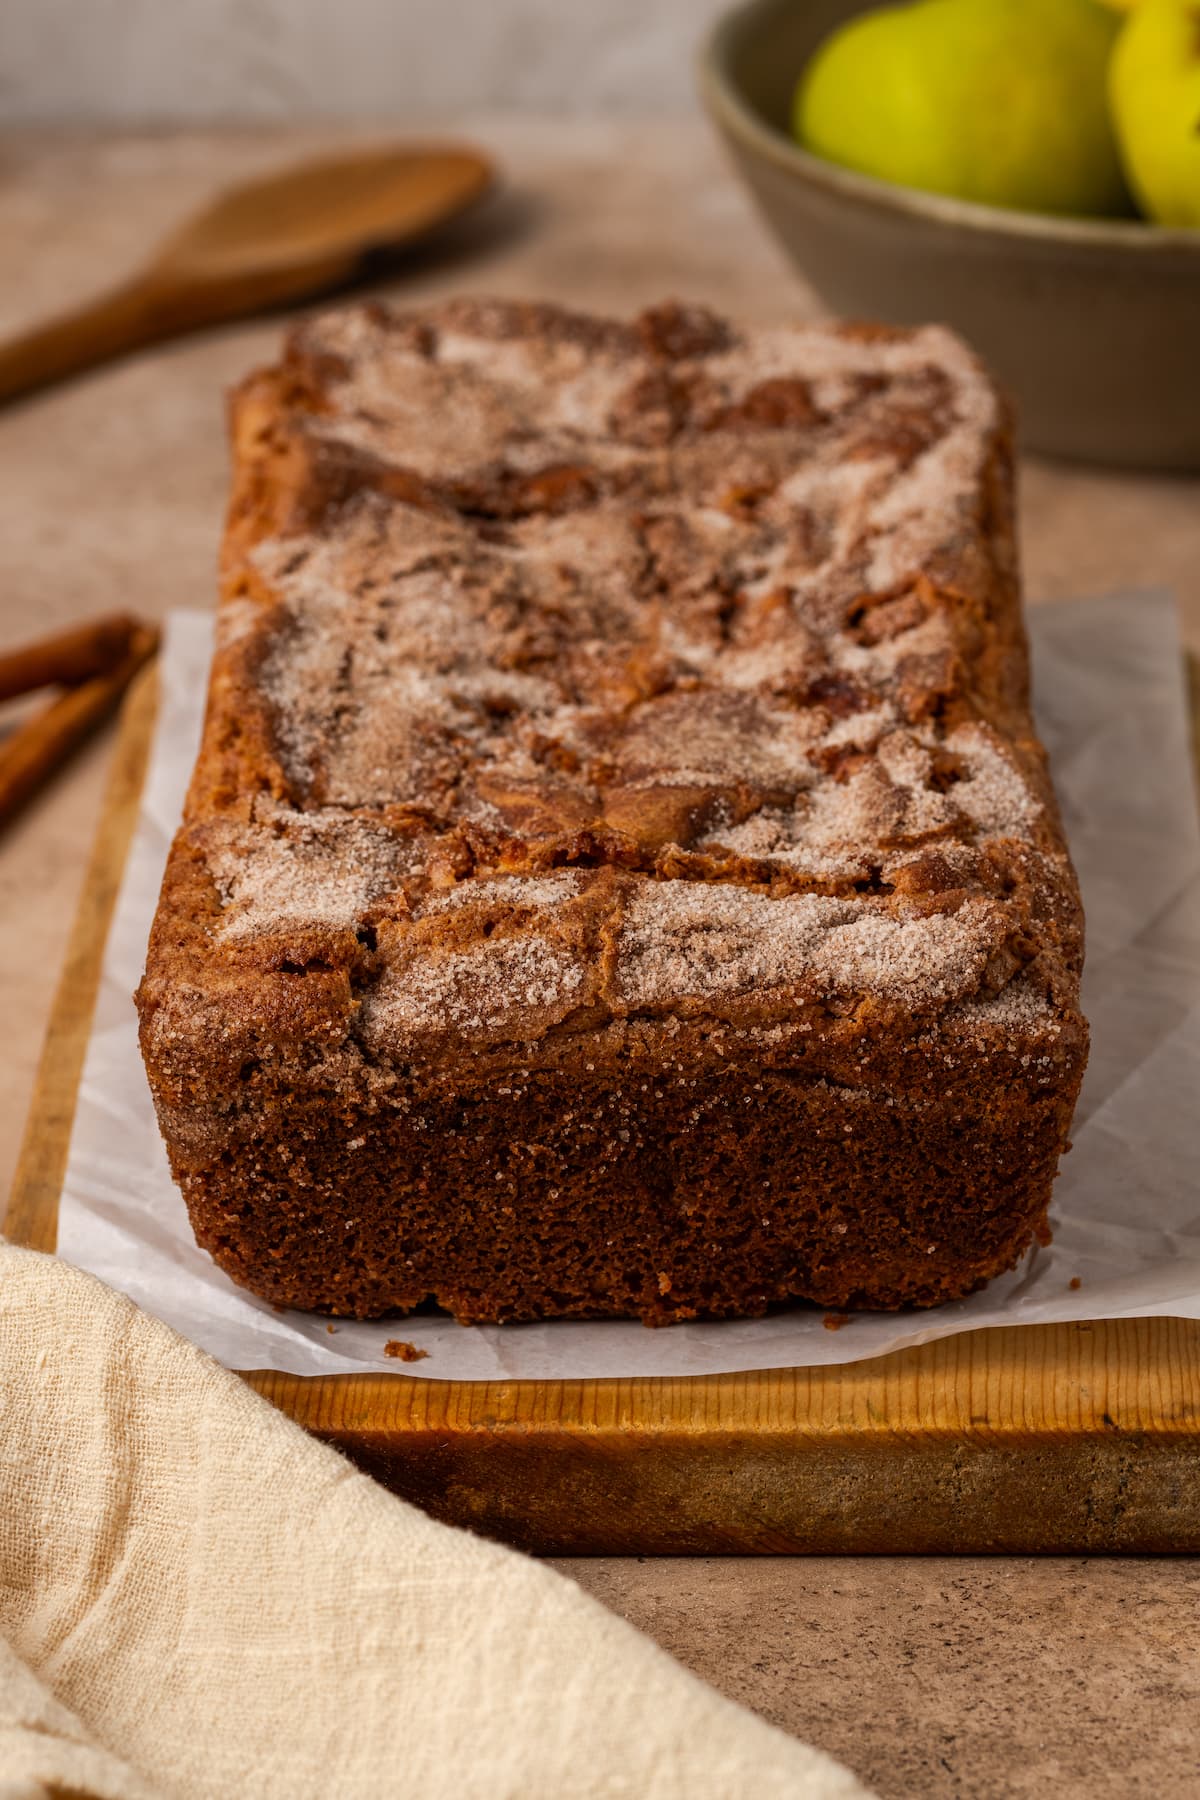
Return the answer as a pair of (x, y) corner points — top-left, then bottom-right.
(8, 662), (1200, 1555)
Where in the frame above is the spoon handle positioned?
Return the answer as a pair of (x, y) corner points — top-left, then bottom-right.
(0, 257), (350, 406)
(0, 273), (176, 405)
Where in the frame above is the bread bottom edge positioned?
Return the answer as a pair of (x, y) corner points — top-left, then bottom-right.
(162, 1067), (1076, 1325)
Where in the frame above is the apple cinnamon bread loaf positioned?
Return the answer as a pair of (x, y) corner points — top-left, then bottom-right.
(136, 298), (1088, 1323)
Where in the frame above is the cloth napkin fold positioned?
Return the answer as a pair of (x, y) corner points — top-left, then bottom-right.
(0, 1241), (870, 1800)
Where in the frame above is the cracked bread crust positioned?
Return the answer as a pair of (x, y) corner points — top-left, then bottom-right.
(137, 297), (1088, 1324)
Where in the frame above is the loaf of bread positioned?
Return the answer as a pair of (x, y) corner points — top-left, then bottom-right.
(137, 298), (1088, 1324)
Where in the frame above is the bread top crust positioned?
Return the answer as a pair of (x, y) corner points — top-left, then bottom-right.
(141, 299), (1085, 1083)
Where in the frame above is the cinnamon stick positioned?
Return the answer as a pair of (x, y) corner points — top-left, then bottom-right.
(0, 612), (141, 705)
(0, 623), (159, 831)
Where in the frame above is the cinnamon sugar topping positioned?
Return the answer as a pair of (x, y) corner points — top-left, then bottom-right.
(195, 299), (1073, 1043)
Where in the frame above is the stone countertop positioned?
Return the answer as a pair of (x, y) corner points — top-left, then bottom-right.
(1, 118), (1197, 1800)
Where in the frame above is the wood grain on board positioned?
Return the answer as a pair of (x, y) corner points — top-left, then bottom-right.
(8, 664), (1200, 1554)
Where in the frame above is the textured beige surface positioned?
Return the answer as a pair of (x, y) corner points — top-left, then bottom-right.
(558, 1556), (1200, 1799)
(1, 119), (1198, 1800)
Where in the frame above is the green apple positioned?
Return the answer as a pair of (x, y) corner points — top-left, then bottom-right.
(793, 0), (1130, 217)
(1110, 0), (1200, 225)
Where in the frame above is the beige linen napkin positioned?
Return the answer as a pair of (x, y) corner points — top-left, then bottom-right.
(0, 1242), (871, 1800)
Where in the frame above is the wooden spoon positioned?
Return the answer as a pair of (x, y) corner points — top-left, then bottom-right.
(0, 144), (494, 406)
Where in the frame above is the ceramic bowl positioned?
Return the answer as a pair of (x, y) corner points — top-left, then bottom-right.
(699, 0), (1200, 469)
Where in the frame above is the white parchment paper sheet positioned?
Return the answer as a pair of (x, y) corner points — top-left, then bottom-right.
(55, 592), (1200, 1379)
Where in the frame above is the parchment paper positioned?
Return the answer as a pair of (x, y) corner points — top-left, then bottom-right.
(55, 592), (1200, 1379)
